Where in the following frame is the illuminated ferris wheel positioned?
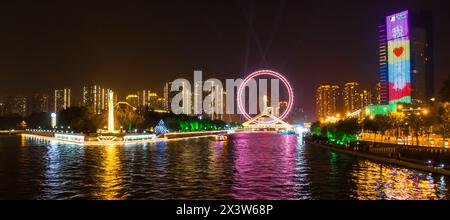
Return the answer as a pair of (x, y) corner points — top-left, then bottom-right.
(237, 70), (294, 128)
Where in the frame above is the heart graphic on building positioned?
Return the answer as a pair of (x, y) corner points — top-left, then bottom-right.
(393, 47), (404, 57)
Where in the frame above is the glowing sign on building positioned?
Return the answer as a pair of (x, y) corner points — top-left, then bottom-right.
(386, 10), (409, 40)
(386, 11), (411, 104)
(388, 37), (411, 104)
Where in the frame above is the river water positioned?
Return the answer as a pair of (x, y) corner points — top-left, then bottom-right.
(0, 133), (448, 200)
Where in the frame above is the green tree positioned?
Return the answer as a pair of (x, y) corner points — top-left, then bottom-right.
(26, 112), (51, 129)
(436, 103), (450, 142)
(310, 121), (322, 136)
(0, 114), (23, 130)
(389, 113), (405, 138)
(334, 118), (360, 144)
(374, 114), (392, 141)
(404, 111), (426, 145)
(59, 107), (101, 133)
(362, 117), (380, 142)
(115, 107), (144, 132)
(308, 119), (359, 145)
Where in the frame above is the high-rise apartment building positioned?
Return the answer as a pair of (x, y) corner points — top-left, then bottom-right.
(164, 82), (191, 114)
(163, 82), (172, 111)
(156, 98), (166, 111)
(31, 93), (49, 113)
(0, 102), (6, 116)
(343, 82), (360, 114)
(137, 90), (159, 109)
(54, 89), (70, 112)
(7, 96), (27, 116)
(316, 85), (340, 121)
(148, 92), (158, 109)
(373, 82), (382, 105)
(379, 10), (434, 105)
(126, 94), (139, 108)
(82, 85), (115, 114)
(359, 89), (372, 109)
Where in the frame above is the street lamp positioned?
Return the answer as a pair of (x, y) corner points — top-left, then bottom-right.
(51, 113), (56, 129)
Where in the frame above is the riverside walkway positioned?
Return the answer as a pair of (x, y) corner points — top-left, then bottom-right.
(307, 141), (450, 176)
(359, 133), (448, 148)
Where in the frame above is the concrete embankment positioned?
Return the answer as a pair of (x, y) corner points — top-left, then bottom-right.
(22, 130), (227, 145)
(164, 130), (227, 139)
(306, 141), (450, 176)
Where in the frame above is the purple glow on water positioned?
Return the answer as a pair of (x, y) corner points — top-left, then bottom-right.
(230, 132), (299, 200)
(1, 135), (448, 199)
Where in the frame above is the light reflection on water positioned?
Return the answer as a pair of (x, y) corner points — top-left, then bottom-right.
(0, 134), (448, 200)
(96, 145), (126, 200)
(231, 133), (298, 199)
(351, 160), (447, 200)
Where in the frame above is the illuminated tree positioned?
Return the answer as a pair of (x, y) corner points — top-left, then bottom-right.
(19, 120), (27, 129)
(154, 120), (169, 134)
(309, 119), (360, 145)
(310, 121), (322, 136)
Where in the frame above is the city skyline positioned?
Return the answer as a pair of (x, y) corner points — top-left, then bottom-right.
(2, 0), (450, 207)
(0, 0), (449, 121)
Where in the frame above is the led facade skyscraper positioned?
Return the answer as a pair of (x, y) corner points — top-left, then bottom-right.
(379, 10), (434, 105)
(386, 10), (412, 105)
(378, 20), (389, 104)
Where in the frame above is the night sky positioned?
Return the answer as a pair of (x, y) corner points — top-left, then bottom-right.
(0, 0), (449, 120)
